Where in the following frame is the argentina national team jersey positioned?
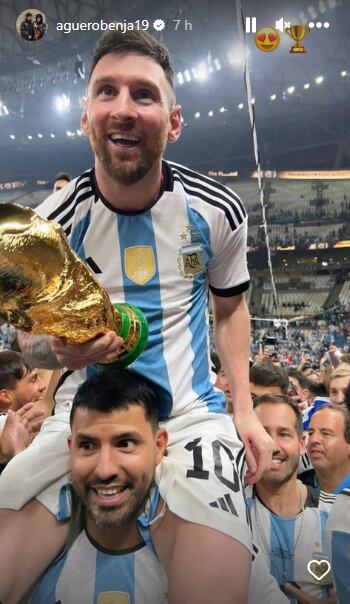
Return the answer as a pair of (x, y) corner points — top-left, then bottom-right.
(327, 487), (350, 604)
(248, 492), (331, 602)
(36, 160), (249, 419)
(29, 530), (167, 604)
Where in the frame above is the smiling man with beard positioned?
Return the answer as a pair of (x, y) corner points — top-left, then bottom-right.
(29, 369), (168, 604)
(247, 394), (335, 603)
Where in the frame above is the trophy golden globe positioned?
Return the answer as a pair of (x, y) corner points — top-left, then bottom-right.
(285, 25), (311, 53)
(0, 203), (148, 367)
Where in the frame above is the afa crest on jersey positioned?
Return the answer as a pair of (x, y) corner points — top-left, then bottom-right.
(124, 246), (155, 285)
(178, 243), (205, 278)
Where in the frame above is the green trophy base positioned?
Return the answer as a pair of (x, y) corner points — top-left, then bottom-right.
(98, 303), (149, 369)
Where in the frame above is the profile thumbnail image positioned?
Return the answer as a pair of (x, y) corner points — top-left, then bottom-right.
(16, 8), (47, 42)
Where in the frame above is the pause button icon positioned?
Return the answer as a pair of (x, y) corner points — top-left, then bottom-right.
(245, 17), (257, 33)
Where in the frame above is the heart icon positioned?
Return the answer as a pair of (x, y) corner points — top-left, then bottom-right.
(307, 560), (331, 581)
(257, 34), (266, 42)
(269, 33), (277, 42)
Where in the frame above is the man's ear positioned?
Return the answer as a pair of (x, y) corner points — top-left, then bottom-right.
(300, 433), (307, 456)
(155, 427), (168, 465)
(167, 105), (182, 143)
(0, 389), (12, 412)
(80, 97), (89, 136)
(67, 435), (72, 451)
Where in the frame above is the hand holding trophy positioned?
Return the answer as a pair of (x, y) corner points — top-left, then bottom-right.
(0, 203), (148, 367)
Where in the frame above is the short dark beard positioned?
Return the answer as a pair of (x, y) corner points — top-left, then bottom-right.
(263, 456), (299, 488)
(91, 132), (165, 186)
(73, 474), (152, 531)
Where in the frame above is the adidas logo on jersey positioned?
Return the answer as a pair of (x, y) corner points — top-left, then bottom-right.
(209, 493), (238, 516)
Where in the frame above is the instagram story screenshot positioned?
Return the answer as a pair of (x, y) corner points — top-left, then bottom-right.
(0, 1), (349, 603)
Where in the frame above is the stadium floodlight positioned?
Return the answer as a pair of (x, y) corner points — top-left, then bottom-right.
(50, 133), (55, 138)
(315, 76), (324, 84)
(55, 94), (70, 112)
(341, 70), (347, 77)
(287, 86), (295, 94)
(251, 98), (255, 104)
(74, 55), (85, 80)
(0, 101), (9, 116)
(184, 69), (191, 83)
(208, 110), (213, 117)
(219, 106), (226, 113)
(304, 83), (310, 89)
(177, 72), (184, 85)
(27, 135), (33, 140)
(228, 45), (250, 68)
(9, 134), (15, 140)
(191, 67), (198, 79)
(307, 5), (317, 19)
(197, 62), (208, 81)
(270, 94), (277, 100)
(194, 112), (200, 118)
(76, 129), (82, 136)
(213, 58), (221, 71)
(37, 133), (43, 138)
(238, 103), (244, 109)
(66, 130), (73, 137)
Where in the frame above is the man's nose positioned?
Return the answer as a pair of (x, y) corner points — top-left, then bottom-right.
(272, 442), (282, 455)
(38, 378), (46, 392)
(95, 448), (120, 480)
(110, 90), (137, 121)
(337, 392), (345, 405)
(308, 430), (321, 445)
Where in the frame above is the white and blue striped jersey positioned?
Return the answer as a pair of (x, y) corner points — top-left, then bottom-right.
(327, 487), (350, 604)
(249, 543), (289, 604)
(29, 530), (167, 604)
(37, 161), (249, 419)
(248, 491), (331, 602)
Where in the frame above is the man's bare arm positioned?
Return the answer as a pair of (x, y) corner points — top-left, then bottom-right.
(18, 329), (123, 370)
(17, 331), (62, 369)
(211, 292), (273, 483)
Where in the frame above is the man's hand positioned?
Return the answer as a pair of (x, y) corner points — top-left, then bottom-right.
(0, 403), (45, 463)
(50, 331), (124, 370)
(253, 344), (272, 365)
(234, 409), (273, 484)
(284, 583), (337, 604)
(298, 352), (311, 372)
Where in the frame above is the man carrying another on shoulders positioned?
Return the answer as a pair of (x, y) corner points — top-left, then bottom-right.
(30, 369), (168, 603)
(31, 369), (288, 604)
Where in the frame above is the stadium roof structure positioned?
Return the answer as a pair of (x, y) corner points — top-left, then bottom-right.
(0, 0), (349, 180)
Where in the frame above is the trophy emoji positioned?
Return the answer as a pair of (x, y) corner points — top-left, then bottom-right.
(285, 25), (311, 53)
(0, 203), (148, 367)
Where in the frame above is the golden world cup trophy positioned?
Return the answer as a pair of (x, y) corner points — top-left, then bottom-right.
(0, 203), (148, 367)
(285, 25), (311, 53)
